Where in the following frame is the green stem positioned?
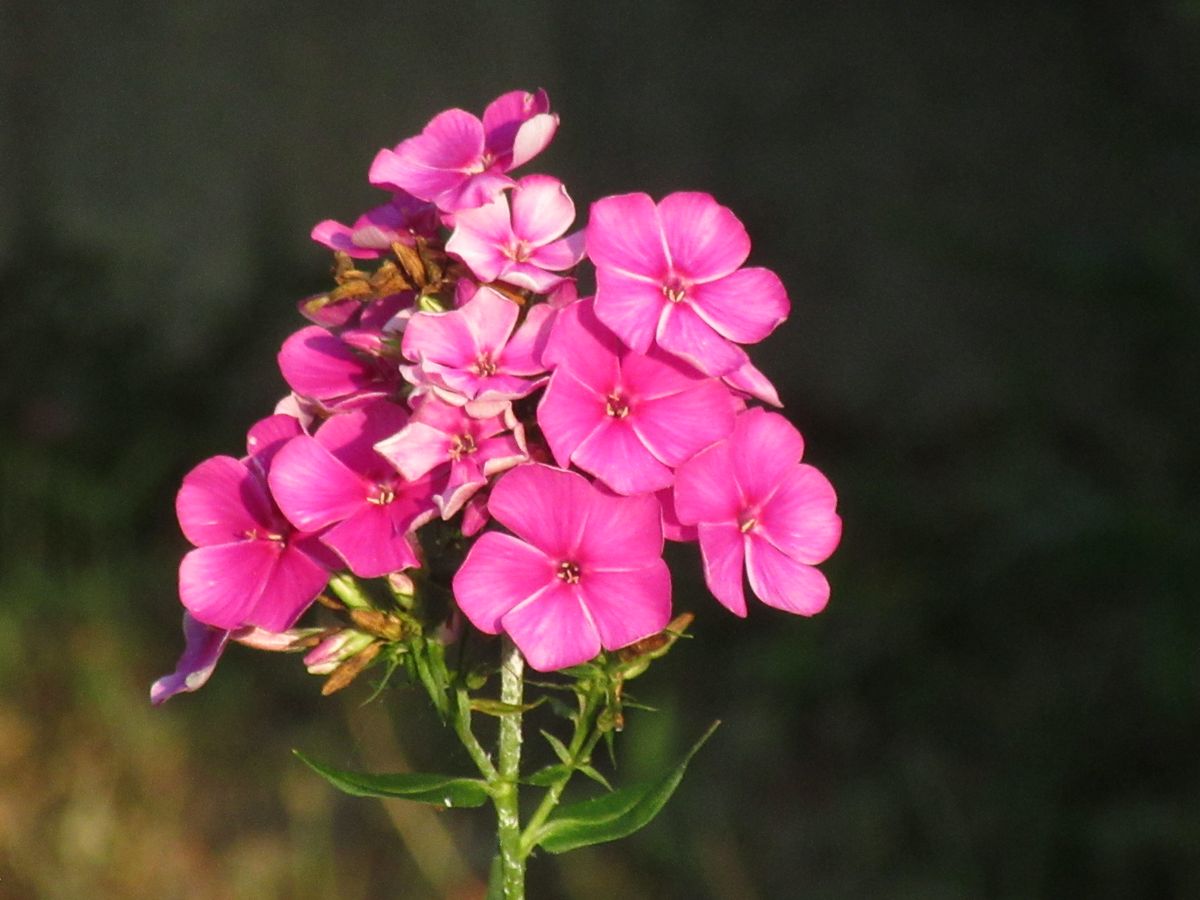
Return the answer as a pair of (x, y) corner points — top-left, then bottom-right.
(453, 686), (498, 783)
(494, 638), (525, 899)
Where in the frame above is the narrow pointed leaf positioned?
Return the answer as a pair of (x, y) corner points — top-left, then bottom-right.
(526, 763), (572, 786)
(293, 750), (491, 807)
(532, 720), (720, 853)
(577, 764), (613, 791)
(470, 696), (547, 716)
(540, 729), (572, 764)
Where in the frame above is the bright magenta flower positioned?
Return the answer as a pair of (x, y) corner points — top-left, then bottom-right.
(446, 174), (585, 292)
(673, 408), (841, 617)
(537, 298), (735, 495)
(311, 193), (438, 259)
(587, 192), (789, 376)
(268, 401), (439, 578)
(277, 324), (403, 410)
(374, 396), (529, 519)
(369, 89), (557, 213)
(452, 464), (672, 671)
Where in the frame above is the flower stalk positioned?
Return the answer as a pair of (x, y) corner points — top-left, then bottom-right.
(493, 637), (526, 898)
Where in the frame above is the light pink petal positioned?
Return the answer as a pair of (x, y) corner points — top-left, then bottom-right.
(658, 488), (698, 542)
(436, 464), (488, 519)
(369, 148), (458, 200)
(487, 464), (592, 558)
(320, 503), (419, 578)
(619, 347), (707, 400)
(473, 372), (544, 404)
(150, 613), (230, 704)
(502, 303), (556, 373)
(688, 267), (789, 344)
(594, 269), (669, 355)
(440, 172), (514, 213)
(402, 307), (479, 367)
(656, 302), (747, 377)
(268, 436), (366, 531)
(502, 581), (601, 672)
(369, 110), (485, 202)
(461, 493), (490, 536)
(179, 541), (278, 630)
(529, 230), (586, 270)
(697, 523), (748, 617)
(723, 359), (783, 407)
(585, 193), (668, 279)
(278, 327), (375, 400)
(511, 175), (574, 245)
(673, 439), (740, 525)
(509, 113), (558, 169)
(632, 380), (736, 467)
(578, 489), (664, 568)
(249, 545), (331, 632)
(375, 421), (453, 482)
(572, 419), (674, 496)
(245, 414), (303, 470)
(483, 89), (550, 156)
(477, 432), (528, 476)
(744, 534), (830, 616)
(756, 464), (842, 564)
(497, 262), (568, 294)
(580, 562), (672, 650)
(540, 298), (622, 390)
(177, 456), (273, 546)
(731, 408), (805, 505)
(537, 369), (608, 468)
(310, 219), (380, 259)
(452, 531), (554, 633)
(459, 287), (520, 354)
(446, 195), (515, 283)
(657, 192), (750, 283)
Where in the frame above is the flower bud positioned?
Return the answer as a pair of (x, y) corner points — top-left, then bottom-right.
(304, 630), (377, 675)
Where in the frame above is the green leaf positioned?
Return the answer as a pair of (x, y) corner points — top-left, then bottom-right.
(577, 764), (612, 791)
(469, 696), (546, 716)
(540, 729), (572, 764)
(531, 720), (720, 854)
(525, 763), (572, 786)
(293, 750), (490, 808)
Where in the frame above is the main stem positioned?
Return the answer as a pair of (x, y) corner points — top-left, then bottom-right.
(495, 637), (525, 898)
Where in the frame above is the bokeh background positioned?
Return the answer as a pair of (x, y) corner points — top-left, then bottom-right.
(2, 1), (1198, 897)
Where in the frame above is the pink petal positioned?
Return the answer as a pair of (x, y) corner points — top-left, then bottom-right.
(369, 110), (485, 202)
(697, 523), (748, 617)
(482, 89), (551, 156)
(744, 534), (830, 616)
(580, 562), (672, 650)
(440, 172), (515, 214)
(310, 219), (380, 259)
(632, 380), (736, 467)
(498, 262), (567, 294)
(369, 148), (461, 200)
(585, 193), (669, 279)
(537, 369), (608, 468)
(618, 343), (707, 400)
(150, 613), (230, 704)
(657, 192), (750, 283)
(577, 489), (664, 568)
(756, 464), (842, 564)
(314, 400), (409, 477)
(459, 287), (521, 354)
(248, 544), (331, 632)
(723, 359), (782, 407)
(509, 112), (558, 169)
(731, 409), (806, 506)
(572, 419), (674, 496)
(446, 195), (515, 283)
(540, 298), (622, 390)
(502, 303), (557, 373)
(268, 436), (367, 532)
(245, 415), (303, 470)
(594, 268), (669, 355)
(179, 540), (280, 630)
(487, 464), (592, 558)
(673, 440), (741, 525)
(375, 421), (453, 481)
(435, 462), (488, 519)
(402, 307), (479, 369)
(530, 230), (586, 270)
(452, 531), (555, 633)
(658, 488), (698, 543)
(477, 432), (528, 476)
(656, 303), (747, 376)
(511, 175), (574, 246)
(688, 267), (789, 344)
(320, 503), (420, 578)
(176, 456), (273, 547)
(278, 327), (375, 400)
(502, 581), (601, 672)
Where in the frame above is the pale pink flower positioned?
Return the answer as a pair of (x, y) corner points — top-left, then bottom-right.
(370, 89), (557, 213)
(587, 192), (790, 376)
(452, 464), (672, 672)
(673, 408), (841, 617)
(537, 298), (735, 495)
(446, 175), (585, 292)
(400, 286), (548, 413)
(311, 193), (439, 259)
(268, 400), (439, 578)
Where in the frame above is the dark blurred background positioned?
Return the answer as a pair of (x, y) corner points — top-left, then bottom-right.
(2, 1), (1198, 897)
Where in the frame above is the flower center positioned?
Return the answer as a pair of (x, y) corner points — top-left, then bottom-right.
(557, 560), (581, 584)
(507, 239), (533, 263)
(605, 392), (630, 418)
(474, 352), (498, 377)
(243, 529), (287, 544)
(661, 276), (688, 304)
(738, 510), (758, 533)
(449, 433), (477, 461)
(368, 485), (396, 506)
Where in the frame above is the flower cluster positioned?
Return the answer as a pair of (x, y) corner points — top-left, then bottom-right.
(153, 89), (841, 702)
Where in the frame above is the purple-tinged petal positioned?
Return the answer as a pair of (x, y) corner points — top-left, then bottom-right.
(697, 523), (748, 617)
(632, 380), (736, 467)
(537, 369), (608, 468)
(572, 419), (674, 496)
(540, 298), (622, 390)
(580, 562), (672, 650)
(247, 544), (331, 632)
(530, 231), (586, 271)
(487, 464), (592, 558)
(176, 456), (273, 547)
(744, 534), (830, 616)
(577, 489), (664, 568)
(688, 267), (789, 344)
(269, 436), (367, 532)
(278, 327), (376, 400)
(452, 531), (555, 633)
(462, 493), (490, 536)
(656, 302), (747, 376)
(586, 193), (669, 279)
(150, 613), (230, 704)
(502, 581), (601, 672)
(658, 489), (698, 543)
(314, 400), (410, 477)
(435, 461), (488, 519)
(509, 113), (558, 169)
(477, 432), (528, 476)
(310, 219), (381, 259)
(673, 440), (740, 525)
(756, 464), (842, 564)
(245, 414), (303, 471)
(483, 89), (551, 156)
(657, 192), (750, 283)
(179, 540), (280, 630)
(730, 409), (805, 506)
(723, 359), (782, 407)
(594, 269), (669, 355)
(511, 175), (574, 245)
(319, 503), (420, 578)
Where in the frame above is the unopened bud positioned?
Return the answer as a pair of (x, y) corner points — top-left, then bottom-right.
(304, 630), (376, 675)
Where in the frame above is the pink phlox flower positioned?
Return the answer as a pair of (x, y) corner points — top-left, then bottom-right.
(151, 612), (324, 704)
(673, 407), (841, 617)
(656, 488), (698, 543)
(446, 175), (586, 293)
(369, 89), (557, 213)
(374, 396), (528, 519)
(460, 492), (490, 536)
(400, 286), (549, 415)
(175, 450), (332, 634)
(311, 192), (439, 259)
(245, 413), (304, 474)
(723, 359), (783, 408)
(586, 191), (790, 376)
(268, 400), (440, 578)
(278, 324), (404, 411)
(536, 298), (736, 495)
(452, 464), (672, 672)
